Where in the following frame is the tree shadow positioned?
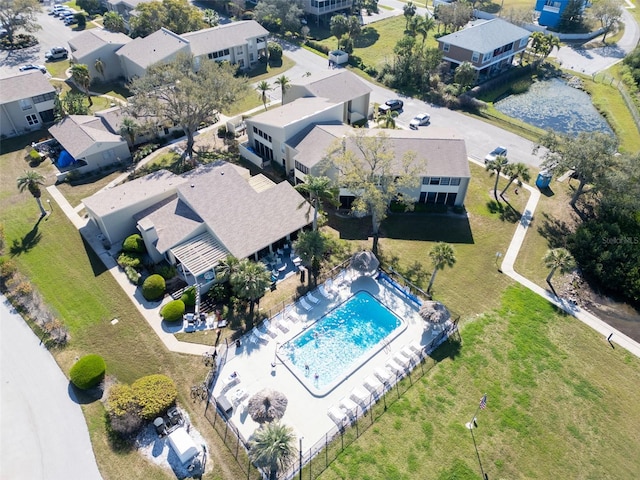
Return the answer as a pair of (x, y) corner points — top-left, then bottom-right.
(353, 27), (380, 48)
(485, 200), (521, 223)
(536, 212), (573, 249)
(381, 213), (475, 244)
(68, 382), (103, 405)
(9, 217), (43, 256)
(428, 337), (462, 362)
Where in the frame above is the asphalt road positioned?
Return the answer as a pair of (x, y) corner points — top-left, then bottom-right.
(0, 296), (102, 480)
(0, 6), (79, 79)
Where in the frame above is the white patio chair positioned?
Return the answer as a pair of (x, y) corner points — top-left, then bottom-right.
(328, 405), (349, 426)
(340, 397), (359, 418)
(364, 375), (384, 395)
(299, 297), (313, 311)
(374, 366), (393, 384)
(350, 387), (370, 408)
(386, 359), (405, 376)
(306, 292), (320, 304)
(393, 352), (412, 368)
(318, 285), (334, 299)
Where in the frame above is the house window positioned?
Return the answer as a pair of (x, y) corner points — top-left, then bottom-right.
(520, 37), (529, 48)
(451, 177), (461, 186)
(472, 52), (479, 62)
(295, 160), (309, 175)
(253, 126), (257, 133)
(483, 52), (492, 63)
(443, 43), (450, 52)
(26, 114), (39, 126)
(20, 99), (32, 111)
(429, 177), (440, 185)
(422, 177), (429, 185)
(250, 53), (254, 62)
(504, 42), (513, 52)
(440, 177), (450, 185)
(32, 92), (55, 104)
(238, 59), (245, 69)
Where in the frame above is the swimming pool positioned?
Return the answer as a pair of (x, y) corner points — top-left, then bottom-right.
(278, 291), (405, 396)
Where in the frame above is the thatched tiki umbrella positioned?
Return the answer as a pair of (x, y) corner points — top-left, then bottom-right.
(247, 389), (288, 424)
(419, 301), (451, 328)
(350, 250), (380, 277)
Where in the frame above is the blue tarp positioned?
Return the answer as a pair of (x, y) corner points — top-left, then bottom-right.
(57, 150), (75, 168)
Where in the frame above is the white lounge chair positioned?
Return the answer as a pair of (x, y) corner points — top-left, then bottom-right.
(409, 342), (423, 356)
(253, 329), (270, 343)
(318, 285), (334, 299)
(306, 292), (320, 304)
(340, 397), (359, 417)
(258, 319), (278, 338)
(364, 375), (384, 395)
(386, 359), (405, 376)
(299, 297), (313, 311)
(328, 405), (348, 426)
(402, 346), (419, 362)
(350, 387), (370, 408)
(393, 352), (412, 368)
(374, 367), (393, 384)
(220, 372), (240, 391)
(277, 319), (292, 333)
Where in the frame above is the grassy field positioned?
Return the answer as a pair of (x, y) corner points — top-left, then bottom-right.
(318, 286), (640, 480)
(0, 136), (252, 480)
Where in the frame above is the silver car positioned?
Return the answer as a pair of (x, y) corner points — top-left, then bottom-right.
(484, 146), (507, 164)
(409, 113), (430, 129)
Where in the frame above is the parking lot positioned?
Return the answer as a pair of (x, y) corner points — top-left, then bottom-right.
(0, 7), (81, 79)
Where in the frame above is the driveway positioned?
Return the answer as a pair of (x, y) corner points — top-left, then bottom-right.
(0, 8), (80, 79)
(274, 40), (543, 167)
(0, 296), (102, 480)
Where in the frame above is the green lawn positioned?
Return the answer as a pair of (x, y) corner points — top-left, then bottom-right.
(317, 286), (640, 480)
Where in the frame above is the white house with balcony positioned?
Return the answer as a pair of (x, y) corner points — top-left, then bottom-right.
(0, 72), (56, 138)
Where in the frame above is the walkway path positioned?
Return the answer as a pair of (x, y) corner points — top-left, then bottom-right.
(1, 295), (103, 480)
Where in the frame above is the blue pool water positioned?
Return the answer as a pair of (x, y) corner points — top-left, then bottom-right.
(279, 291), (403, 394)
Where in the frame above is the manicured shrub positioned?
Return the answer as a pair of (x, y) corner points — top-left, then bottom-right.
(142, 274), (165, 301)
(125, 266), (141, 285)
(69, 354), (106, 390)
(122, 234), (146, 253)
(267, 41), (283, 61)
(155, 264), (177, 280)
(160, 299), (185, 322)
(132, 374), (177, 420)
(180, 286), (196, 307)
(117, 251), (142, 269)
(106, 383), (144, 437)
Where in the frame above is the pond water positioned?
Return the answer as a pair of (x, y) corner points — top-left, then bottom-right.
(495, 77), (614, 137)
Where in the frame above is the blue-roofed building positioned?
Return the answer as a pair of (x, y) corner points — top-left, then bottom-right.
(437, 18), (531, 84)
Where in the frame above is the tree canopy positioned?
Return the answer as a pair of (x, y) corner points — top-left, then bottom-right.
(130, 0), (206, 38)
(0, 0), (41, 44)
(589, 0), (623, 42)
(327, 131), (419, 252)
(254, 0), (304, 33)
(103, 11), (126, 33)
(126, 53), (249, 164)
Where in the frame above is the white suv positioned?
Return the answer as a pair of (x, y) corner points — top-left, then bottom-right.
(484, 146), (507, 164)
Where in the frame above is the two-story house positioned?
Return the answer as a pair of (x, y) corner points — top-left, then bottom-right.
(242, 70), (371, 172)
(115, 21), (269, 81)
(0, 72), (56, 138)
(247, 0), (353, 25)
(288, 124), (471, 208)
(437, 18), (530, 83)
(68, 29), (131, 83)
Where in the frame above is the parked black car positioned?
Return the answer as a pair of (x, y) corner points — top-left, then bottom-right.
(378, 99), (403, 114)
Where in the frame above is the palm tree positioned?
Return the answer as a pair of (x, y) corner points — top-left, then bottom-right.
(500, 162), (531, 198)
(274, 75), (291, 106)
(203, 9), (219, 27)
(543, 248), (575, 296)
(427, 242), (456, 294)
(94, 58), (105, 81)
(415, 14), (435, 45)
(248, 421), (298, 480)
(17, 171), (47, 217)
(229, 259), (271, 317)
(256, 81), (272, 111)
(293, 230), (327, 285)
(403, 1), (417, 30)
(70, 64), (92, 107)
(485, 155), (509, 201)
(295, 176), (338, 231)
(119, 118), (139, 146)
(215, 255), (239, 282)
(377, 109), (398, 129)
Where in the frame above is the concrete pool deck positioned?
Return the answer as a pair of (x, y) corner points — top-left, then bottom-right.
(211, 273), (447, 451)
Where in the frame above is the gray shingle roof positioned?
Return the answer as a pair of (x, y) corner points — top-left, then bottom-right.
(248, 97), (338, 128)
(289, 70), (372, 105)
(82, 169), (185, 216)
(177, 163), (313, 259)
(135, 196), (204, 253)
(0, 71), (55, 104)
(48, 115), (125, 159)
(182, 20), (268, 57)
(116, 28), (189, 70)
(68, 29), (131, 60)
(292, 125), (470, 178)
(437, 18), (530, 53)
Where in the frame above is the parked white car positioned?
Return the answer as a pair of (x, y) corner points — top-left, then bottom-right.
(484, 146), (508, 164)
(409, 113), (431, 129)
